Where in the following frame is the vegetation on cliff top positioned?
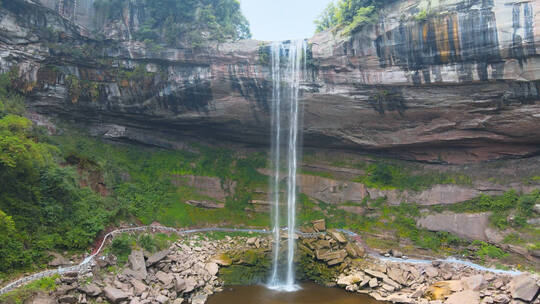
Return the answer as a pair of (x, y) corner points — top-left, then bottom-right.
(93, 0), (251, 46)
(315, 0), (391, 34)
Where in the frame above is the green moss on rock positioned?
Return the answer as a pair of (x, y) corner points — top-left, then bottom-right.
(218, 249), (271, 285)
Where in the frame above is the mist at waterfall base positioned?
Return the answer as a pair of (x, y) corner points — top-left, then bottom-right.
(267, 40), (305, 292)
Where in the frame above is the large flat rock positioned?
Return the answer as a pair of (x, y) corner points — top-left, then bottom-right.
(103, 286), (129, 303)
(417, 211), (491, 241)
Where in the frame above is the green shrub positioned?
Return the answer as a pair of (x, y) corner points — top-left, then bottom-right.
(315, 0), (390, 34)
(446, 190), (539, 229)
(110, 234), (133, 264)
(0, 275), (58, 304)
(503, 233), (524, 245)
(472, 241), (507, 260)
(138, 233), (176, 252)
(353, 161), (471, 191)
(95, 0), (251, 46)
(414, 9), (429, 21)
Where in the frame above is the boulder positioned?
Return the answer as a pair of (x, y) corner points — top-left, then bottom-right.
(130, 279), (147, 295)
(482, 296), (494, 304)
(312, 219), (326, 232)
(509, 274), (539, 302)
(337, 274), (363, 286)
(156, 295), (169, 303)
(204, 262), (219, 276)
(314, 239), (332, 250)
(493, 294), (511, 303)
(128, 249), (147, 280)
(176, 277), (198, 293)
(387, 267), (407, 286)
(417, 212), (491, 241)
(365, 269), (386, 280)
(425, 282), (452, 300)
(192, 294), (208, 304)
(156, 271), (174, 285)
(390, 249), (403, 258)
(533, 204), (540, 214)
(344, 242), (365, 258)
(316, 249), (347, 262)
(58, 295), (77, 304)
(369, 278), (378, 288)
(78, 283), (102, 297)
(54, 284), (76, 296)
(445, 290), (480, 304)
(146, 250), (170, 267)
(327, 257), (346, 266)
(329, 230), (347, 244)
(424, 266), (439, 278)
(30, 293), (57, 304)
(382, 276), (401, 290)
(103, 286), (130, 304)
(462, 275), (486, 291)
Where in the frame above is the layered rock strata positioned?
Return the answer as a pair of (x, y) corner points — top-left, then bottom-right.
(0, 0), (539, 163)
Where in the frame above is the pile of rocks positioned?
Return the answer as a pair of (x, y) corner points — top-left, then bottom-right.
(23, 222), (539, 304)
(29, 233), (268, 304)
(336, 258), (540, 304)
(301, 229), (365, 266)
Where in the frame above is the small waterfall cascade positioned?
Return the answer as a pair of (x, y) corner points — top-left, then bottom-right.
(268, 40), (306, 292)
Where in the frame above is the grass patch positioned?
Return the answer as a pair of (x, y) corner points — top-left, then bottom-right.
(48, 126), (270, 229)
(443, 190), (539, 229)
(0, 275), (59, 304)
(352, 162), (472, 191)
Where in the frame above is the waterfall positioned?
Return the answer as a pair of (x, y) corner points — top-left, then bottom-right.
(268, 40), (306, 292)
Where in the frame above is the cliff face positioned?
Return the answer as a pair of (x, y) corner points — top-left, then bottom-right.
(0, 0), (539, 163)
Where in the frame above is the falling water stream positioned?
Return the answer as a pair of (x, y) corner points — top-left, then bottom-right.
(268, 40), (306, 291)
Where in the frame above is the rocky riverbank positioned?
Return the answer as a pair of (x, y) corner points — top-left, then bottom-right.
(298, 224), (540, 304)
(21, 227), (539, 304)
(24, 233), (271, 304)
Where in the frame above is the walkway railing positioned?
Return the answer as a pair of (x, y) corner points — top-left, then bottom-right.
(0, 225), (521, 295)
(0, 225), (322, 295)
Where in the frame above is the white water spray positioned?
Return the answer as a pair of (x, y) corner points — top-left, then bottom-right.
(268, 40), (306, 292)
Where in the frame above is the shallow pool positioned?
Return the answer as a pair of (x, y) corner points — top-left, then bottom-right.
(206, 283), (387, 304)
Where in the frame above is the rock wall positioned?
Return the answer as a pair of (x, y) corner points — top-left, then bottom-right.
(0, 0), (539, 163)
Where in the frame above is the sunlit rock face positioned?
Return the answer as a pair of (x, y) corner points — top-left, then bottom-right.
(0, 0), (539, 163)
(308, 0), (540, 163)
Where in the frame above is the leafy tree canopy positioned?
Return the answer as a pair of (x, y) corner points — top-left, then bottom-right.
(94, 0), (251, 46)
(0, 72), (112, 273)
(315, 0), (390, 34)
